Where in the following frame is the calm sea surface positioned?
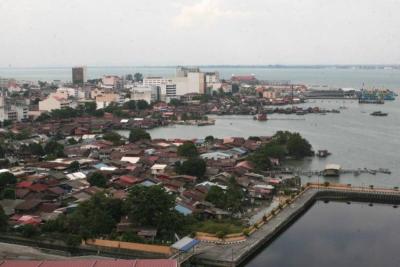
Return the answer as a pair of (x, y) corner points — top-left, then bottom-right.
(245, 201), (400, 267)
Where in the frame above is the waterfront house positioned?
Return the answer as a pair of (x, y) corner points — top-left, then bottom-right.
(151, 164), (167, 176)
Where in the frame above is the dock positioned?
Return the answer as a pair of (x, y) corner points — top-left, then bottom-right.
(191, 184), (400, 266)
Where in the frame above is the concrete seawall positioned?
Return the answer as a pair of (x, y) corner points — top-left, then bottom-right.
(193, 186), (400, 266)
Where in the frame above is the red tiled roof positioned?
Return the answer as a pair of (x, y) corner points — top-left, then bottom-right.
(17, 181), (33, 188)
(119, 175), (142, 185)
(28, 184), (48, 192)
(0, 260), (177, 267)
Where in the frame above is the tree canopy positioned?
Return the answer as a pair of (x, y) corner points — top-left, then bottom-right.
(0, 206), (8, 232)
(0, 172), (17, 187)
(44, 140), (65, 157)
(177, 142), (198, 158)
(29, 143), (45, 156)
(205, 177), (244, 214)
(134, 73), (143, 82)
(129, 128), (151, 143)
(42, 193), (123, 240)
(87, 172), (107, 188)
(136, 100), (149, 110)
(175, 158), (206, 178)
(249, 131), (313, 170)
(103, 132), (123, 146)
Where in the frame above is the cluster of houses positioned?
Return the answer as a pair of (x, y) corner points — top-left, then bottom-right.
(0, 131), (299, 239)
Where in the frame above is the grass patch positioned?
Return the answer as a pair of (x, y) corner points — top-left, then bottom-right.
(194, 220), (244, 236)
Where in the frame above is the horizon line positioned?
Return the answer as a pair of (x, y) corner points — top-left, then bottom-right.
(1, 64), (400, 69)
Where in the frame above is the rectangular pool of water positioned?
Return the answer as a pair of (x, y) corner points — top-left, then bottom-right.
(245, 200), (400, 267)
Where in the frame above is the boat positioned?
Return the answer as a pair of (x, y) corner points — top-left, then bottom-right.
(255, 113), (267, 121)
(317, 150), (331, 158)
(370, 111), (388, 116)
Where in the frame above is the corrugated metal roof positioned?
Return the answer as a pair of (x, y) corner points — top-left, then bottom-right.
(0, 260), (177, 267)
(171, 236), (199, 252)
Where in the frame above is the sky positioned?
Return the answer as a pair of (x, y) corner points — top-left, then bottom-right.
(1, 0), (400, 67)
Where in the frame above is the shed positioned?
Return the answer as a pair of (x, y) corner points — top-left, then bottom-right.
(171, 237), (199, 252)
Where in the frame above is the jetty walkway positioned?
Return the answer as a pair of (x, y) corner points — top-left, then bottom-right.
(192, 184), (400, 266)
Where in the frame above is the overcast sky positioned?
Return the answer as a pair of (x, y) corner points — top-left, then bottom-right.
(1, 0), (400, 67)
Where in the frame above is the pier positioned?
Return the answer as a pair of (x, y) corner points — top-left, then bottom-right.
(191, 184), (400, 266)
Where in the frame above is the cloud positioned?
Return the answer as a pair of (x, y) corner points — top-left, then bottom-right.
(172, 0), (249, 29)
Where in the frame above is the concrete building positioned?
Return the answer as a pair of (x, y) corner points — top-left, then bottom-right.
(101, 75), (122, 90)
(143, 77), (172, 87)
(0, 102), (28, 122)
(95, 93), (120, 109)
(55, 87), (86, 99)
(72, 66), (86, 85)
(39, 93), (76, 112)
(131, 87), (152, 103)
(176, 66), (200, 77)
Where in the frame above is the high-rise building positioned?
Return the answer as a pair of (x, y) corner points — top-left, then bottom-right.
(72, 66), (87, 84)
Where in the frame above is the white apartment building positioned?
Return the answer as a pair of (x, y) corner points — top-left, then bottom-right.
(39, 93), (76, 112)
(0, 104), (28, 122)
(55, 87), (86, 99)
(143, 77), (172, 87)
(95, 93), (121, 109)
(131, 89), (152, 103)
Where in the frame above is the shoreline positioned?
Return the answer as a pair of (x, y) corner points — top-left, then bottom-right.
(192, 184), (400, 266)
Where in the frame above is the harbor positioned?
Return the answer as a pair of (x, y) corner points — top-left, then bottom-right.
(191, 184), (400, 266)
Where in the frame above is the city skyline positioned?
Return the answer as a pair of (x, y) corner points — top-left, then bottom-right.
(1, 0), (400, 67)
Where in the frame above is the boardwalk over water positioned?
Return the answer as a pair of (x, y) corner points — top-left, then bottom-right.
(192, 184), (400, 266)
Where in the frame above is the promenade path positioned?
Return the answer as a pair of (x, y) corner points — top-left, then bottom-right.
(193, 184), (400, 266)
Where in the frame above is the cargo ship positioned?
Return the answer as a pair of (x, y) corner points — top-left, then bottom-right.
(358, 90), (384, 104)
(358, 89), (397, 103)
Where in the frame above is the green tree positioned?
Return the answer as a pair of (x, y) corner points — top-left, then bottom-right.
(125, 186), (176, 228)
(68, 138), (78, 145)
(286, 133), (313, 158)
(177, 142), (198, 158)
(205, 186), (226, 209)
(44, 140), (65, 157)
(0, 172), (17, 187)
(21, 224), (38, 238)
(225, 177), (244, 214)
(134, 73), (143, 82)
(169, 99), (183, 107)
(248, 151), (272, 171)
(0, 206), (7, 232)
(103, 132), (122, 146)
(83, 102), (97, 115)
(129, 128), (151, 143)
(36, 113), (51, 122)
(69, 161), (80, 172)
(29, 143), (45, 156)
(0, 145), (4, 158)
(121, 231), (144, 243)
(175, 158), (206, 178)
(2, 188), (15, 199)
(126, 74), (133, 81)
(205, 135), (214, 144)
(67, 193), (120, 239)
(87, 172), (107, 188)
(123, 100), (136, 110)
(136, 100), (149, 110)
